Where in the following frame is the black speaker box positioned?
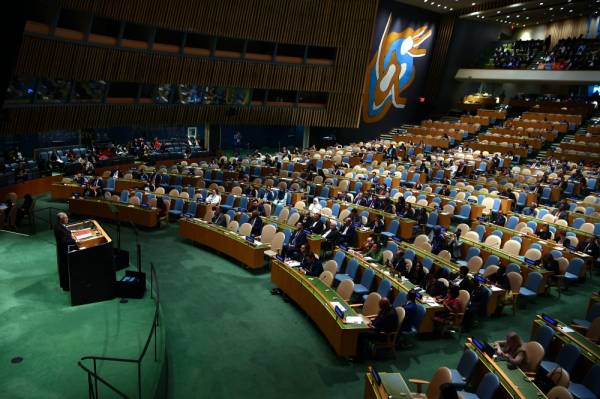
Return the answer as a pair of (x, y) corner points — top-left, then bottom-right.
(116, 271), (146, 299)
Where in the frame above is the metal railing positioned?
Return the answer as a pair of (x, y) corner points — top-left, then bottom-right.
(77, 263), (161, 399)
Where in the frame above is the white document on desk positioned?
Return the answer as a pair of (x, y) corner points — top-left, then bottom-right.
(490, 285), (503, 292)
(286, 261), (301, 268)
(558, 325), (575, 333)
(344, 316), (364, 325)
(422, 297), (440, 307)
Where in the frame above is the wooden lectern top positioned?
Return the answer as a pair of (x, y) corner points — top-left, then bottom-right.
(66, 220), (112, 250)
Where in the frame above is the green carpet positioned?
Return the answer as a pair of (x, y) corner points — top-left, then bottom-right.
(0, 199), (164, 399)
(2, 194), (598, 398)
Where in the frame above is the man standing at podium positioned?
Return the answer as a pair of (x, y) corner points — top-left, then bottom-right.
(54, 212), (75, 291)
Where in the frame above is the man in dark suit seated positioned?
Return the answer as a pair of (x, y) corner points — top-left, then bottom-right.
(537, 223), (552, 240)
(261, 186), (275, 202)
(54, 212), (76, 291)
(350, 208), (363, 227)
(307, 213), (324, 234)
(492, 210), (506, 227)
(385, 145), (397, 160)
(86, 176), (104, 197)
(73, 173), (87, 186)
(211, 206), (227, 227)
(247, 199), (265, 216)
(245, 185), (259, 198)
(320, 220), (339, 255)
(354, 192), (368, 206)
(452, 266), (473, 294)
(386, 247), (407, 274)
(301, 252), (323, 277)
(440, 185), (451, 197)
(283, 222), (307, 259)
(248, 211), (263, 237)
(357, 298), (399, 360)
(339, 218), (356, 246)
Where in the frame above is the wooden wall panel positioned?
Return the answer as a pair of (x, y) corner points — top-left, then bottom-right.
(0, 104), (341, 134)
(6, 0), (378, 132)
(16, 36), (336, 91)
(56, 0), (371, 47)
(424, 14), (455, 100)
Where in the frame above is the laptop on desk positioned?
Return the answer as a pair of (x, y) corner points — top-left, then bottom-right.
(472, 337), (495, 357)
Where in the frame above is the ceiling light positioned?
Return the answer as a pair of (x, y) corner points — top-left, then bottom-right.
(497, 10), (501, 13)
(444, 5), (447, 9)
(549, 7), (553, 10)
(569, 9), (573, 12)
(560, 7), (564, 10)
(471, 2), (476, 5)
(539, 2), (543, 5)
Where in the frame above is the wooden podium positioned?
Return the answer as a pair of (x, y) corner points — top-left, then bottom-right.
(66, 220), (116, 306)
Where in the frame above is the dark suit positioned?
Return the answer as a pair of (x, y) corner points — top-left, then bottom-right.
(212, 213), (227, 227)
(284, 229), (308, 258)
(456, 276), (474, 294)
(262, 191), (275, 202)
(308, 219), (325, 234)
(248, 216), (263, 236)
(386, 147), (397, 160)
(304, 259), (323, 277)
(373, 309), (398, 332)
(289, 229), (307, 248)
(86, 178), (103, 197)
(321, 228), (339, 252)
(339, 224), (355, 246)
(54, 223), (76, 290)
(358, 307), (399, 359)
(254, 204), (266, 216)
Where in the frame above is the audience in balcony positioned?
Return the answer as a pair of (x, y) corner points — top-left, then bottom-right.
(535, 37), (600, 70)
(491, 40), (543, 69)
(487, 37), (600, 70)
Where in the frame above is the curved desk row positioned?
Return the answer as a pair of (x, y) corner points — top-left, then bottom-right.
(270, 258), (369, 357)
(530, 315), (599, 376)
(179, 218), (268, 269)
(69, 197), (159, 228)
(338, 248), (444, 333)
(465, 338), (545, 399)
(400, 242), (505, 316)
(458, 236), (552, 292)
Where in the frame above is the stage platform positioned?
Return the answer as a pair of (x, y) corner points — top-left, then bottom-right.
(0, 229), (166, 399)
